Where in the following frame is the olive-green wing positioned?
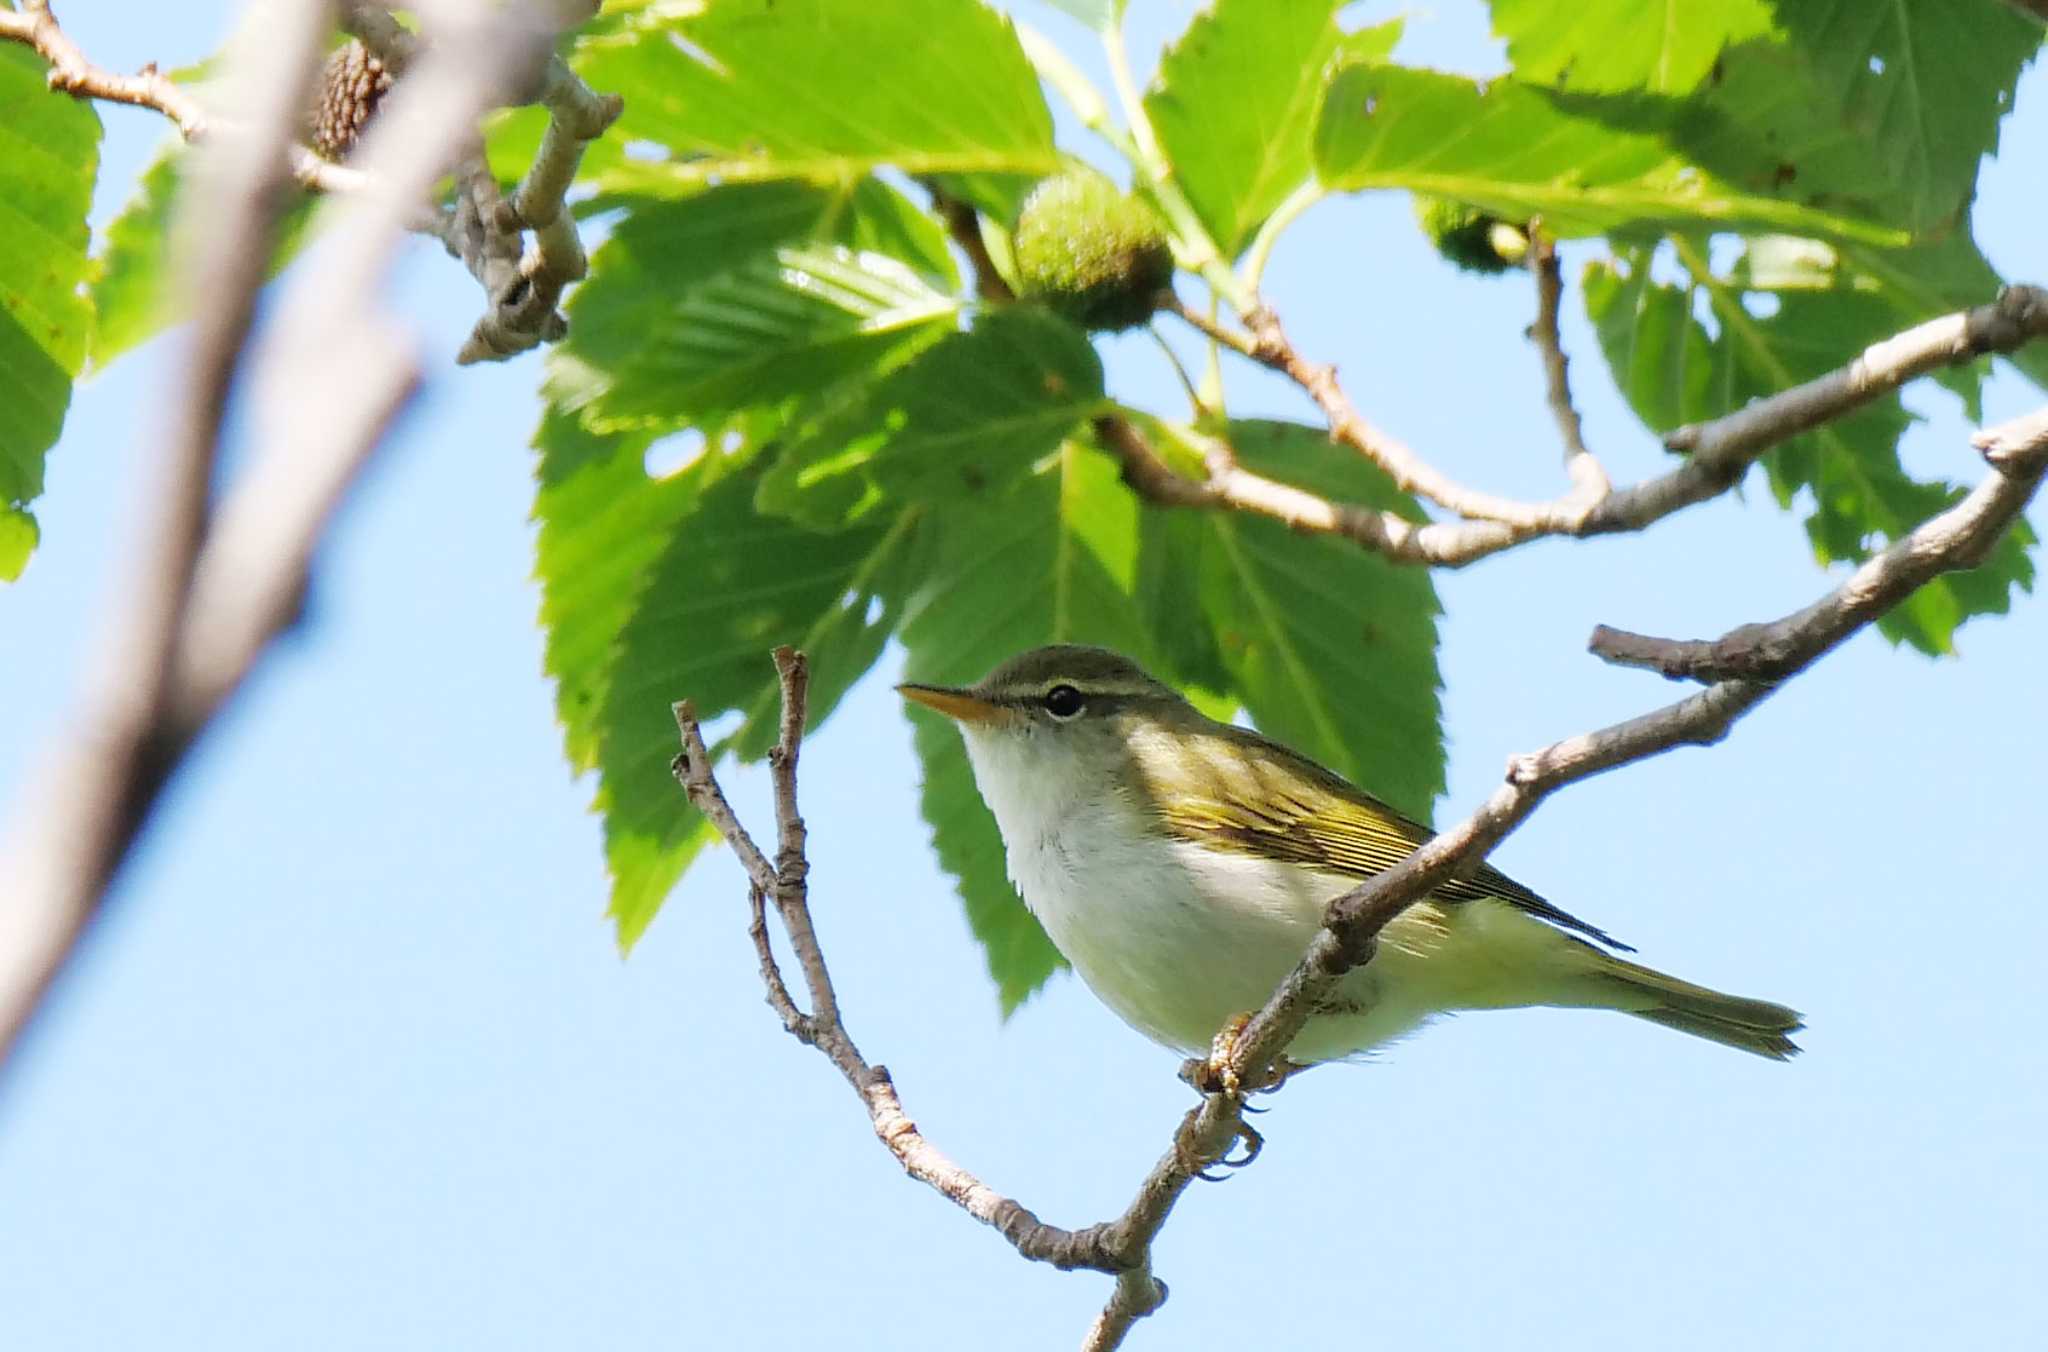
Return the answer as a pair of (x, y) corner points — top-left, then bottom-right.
(1142, 724), (1632, 952)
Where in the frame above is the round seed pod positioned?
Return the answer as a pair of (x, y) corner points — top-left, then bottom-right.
(1013, 167), (1175, 331)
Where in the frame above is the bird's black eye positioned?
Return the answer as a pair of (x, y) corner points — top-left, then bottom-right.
(1043, 684), (1085, 719)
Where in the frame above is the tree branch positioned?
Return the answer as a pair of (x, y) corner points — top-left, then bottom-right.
(1589, 403), (2048, 683)
(1527, 229), (1610, 499)
(0, 0), (558, 1073)
(338, 3), (623, 364)
(668, 654), (1136, 1283)
(1, 0), (620, 365)
(927, 182), (1016, 303)
(1148, 287), (2048, 567)
(0, 0), (363, 193)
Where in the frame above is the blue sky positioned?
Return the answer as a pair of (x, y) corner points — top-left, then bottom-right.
(3, 4), (2045, 1349)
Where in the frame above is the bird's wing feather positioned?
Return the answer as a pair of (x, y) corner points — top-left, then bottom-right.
(1139, 723), (1632, 952)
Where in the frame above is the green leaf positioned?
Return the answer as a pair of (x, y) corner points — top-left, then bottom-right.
(1763, 0), (2041, 235)
(533, 400), (699, 776)
(532, 368), (735, 949)
(587, 242), (959, 433)
(553, 178), (960, 430)
(757, 307), (1107, 527)
(1312, 64), (1907, 245)
(562, 447), (921, 949)
(1581, 250), (1714, 433)
(0, 507), (36, 581)
(1162, 419), (1445, 820)
(1491, 0), (1775, 94)
(0, 42), (99, 558)
(551, 181), (848, 418)
(86, 140), (321, 368)
(1146, 1), (1400, 257)
(568, 0), (1058, 206)
(1840, 230), (2048, 401)
(899, 442), (1156, 1012)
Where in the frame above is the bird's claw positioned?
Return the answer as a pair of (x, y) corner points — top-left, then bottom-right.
(1193, 1119), (1266, 1182)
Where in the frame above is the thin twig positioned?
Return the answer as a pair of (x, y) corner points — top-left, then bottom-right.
(1527, 229), (1610, 499)
(0, 0), (363, 193)
(667, 654), (1135, 1280)
(1589, 404), (2048, 683)
(340, 2), (622, 362)
(2, 1), (617, 365)
(1149, 287), (2048, 567)
(458, 51), (623, 362)
(927, 183), (1015, 303)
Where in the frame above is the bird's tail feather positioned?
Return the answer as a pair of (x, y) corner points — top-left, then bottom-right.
(1595, 955), (1804, 1060)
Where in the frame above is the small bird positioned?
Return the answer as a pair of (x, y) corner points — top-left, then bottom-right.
(901, 644), (1802, 1064)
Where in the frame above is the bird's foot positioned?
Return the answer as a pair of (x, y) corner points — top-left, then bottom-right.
(1178, 1014), (1308, 1099)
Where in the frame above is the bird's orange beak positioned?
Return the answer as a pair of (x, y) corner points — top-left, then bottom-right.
(897, 683), (1010, 727)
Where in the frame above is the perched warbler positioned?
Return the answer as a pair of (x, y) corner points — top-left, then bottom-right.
(901, 644), (1802, 1063)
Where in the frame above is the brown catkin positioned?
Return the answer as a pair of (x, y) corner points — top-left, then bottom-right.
(310, 40), (394, 161)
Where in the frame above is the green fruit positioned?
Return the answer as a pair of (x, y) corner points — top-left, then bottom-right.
(1413, 194), (1528, 275)
(1013, 168), (1174, 331)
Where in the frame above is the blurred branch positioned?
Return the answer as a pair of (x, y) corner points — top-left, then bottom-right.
(1152, 287), (2048, 567)
(0, 0), (556, 1072)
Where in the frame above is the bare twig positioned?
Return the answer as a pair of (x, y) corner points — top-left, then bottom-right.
(1094, 414), (1432, 557)
(2, 1), (619, 365)
(0, 0), (363, 193)
(453, 52), (622, 362)
(927, 183), (1016, 303)
(668, 653), (1136, 1280)
(1148, 287), (2048, 567)
(0, 0), (555, 1072)
(340, 2), (622, 363)
(1590, 404), (2048, 683)
(1527, 229), (1610, 499)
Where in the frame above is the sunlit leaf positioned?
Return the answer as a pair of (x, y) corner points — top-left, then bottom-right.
(0, 42), (99, 575)
(1491, 0), (1774, 94)
(1147, 1), (1400, 256)
(568, 0), (1057, 211)
(757, 307), (1106, 527)
(1314, 64), (1907, 245)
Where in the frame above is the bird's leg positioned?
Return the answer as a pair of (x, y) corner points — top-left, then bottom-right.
(1179, 1015), (1310, 1098)
(1178, 1012), (1253, 1097)
(1172, 1015), (1313, 1180)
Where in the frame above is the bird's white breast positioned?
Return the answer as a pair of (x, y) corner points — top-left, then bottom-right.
(959, 723), (1428, 1055)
